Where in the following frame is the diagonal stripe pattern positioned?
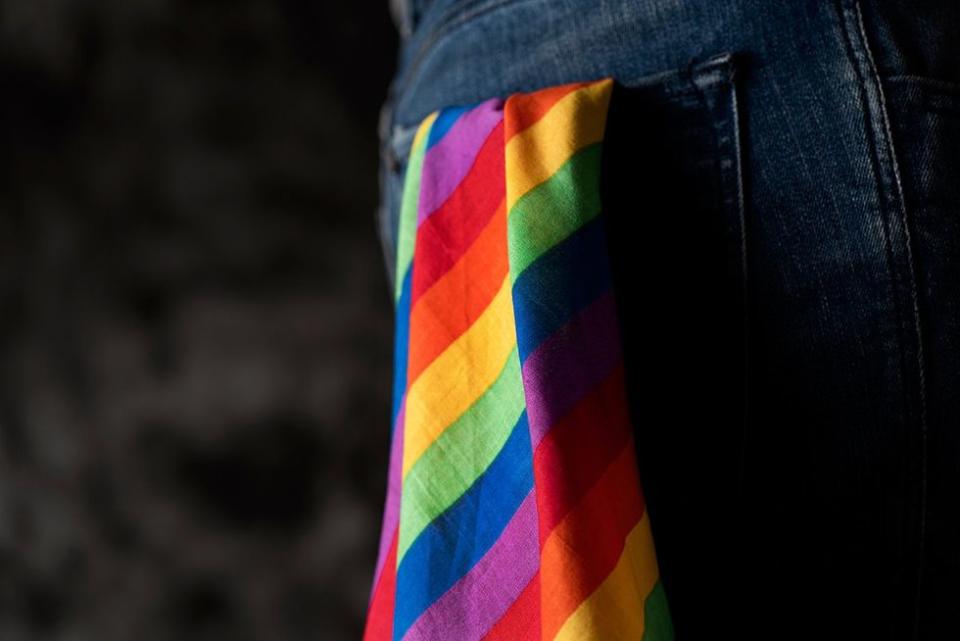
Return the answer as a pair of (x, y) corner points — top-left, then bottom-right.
(364, 80), (672, 641)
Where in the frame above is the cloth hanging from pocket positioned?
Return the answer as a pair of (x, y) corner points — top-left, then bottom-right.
(364, 79), (673, 641)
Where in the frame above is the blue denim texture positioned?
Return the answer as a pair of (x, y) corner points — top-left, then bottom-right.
(378, 1), (960, 638)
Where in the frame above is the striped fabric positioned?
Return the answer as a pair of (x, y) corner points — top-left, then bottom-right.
(365, 80), (672, 641)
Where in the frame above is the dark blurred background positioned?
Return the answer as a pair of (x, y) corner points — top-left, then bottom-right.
(0, 1), (397, 639)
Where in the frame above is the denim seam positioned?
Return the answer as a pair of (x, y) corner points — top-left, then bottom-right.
(851, 8), (929, 639)
(839, 1), (929, 638)
(834, 10), (907, 430)
(727, 63), (749, 492)
(692, 57), (750, 491)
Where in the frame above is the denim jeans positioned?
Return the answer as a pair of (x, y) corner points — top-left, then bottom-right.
(378, 1), (960, 638)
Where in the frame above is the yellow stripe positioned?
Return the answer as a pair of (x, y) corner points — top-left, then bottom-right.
(412, 111), (438, 149)
(402, 275), (517, 475)
(553, 513), (660, 641)
(505, 79), (613, 211)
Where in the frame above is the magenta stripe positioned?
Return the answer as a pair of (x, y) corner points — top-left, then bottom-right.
(417, 98), (504, 225)
(371, 397), (405, 593)
(522, 291), (622, 449)
(402, 490), (539, 641)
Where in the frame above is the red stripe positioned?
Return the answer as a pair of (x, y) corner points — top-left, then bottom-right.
(362, 529), (397, 641)
(406, 197), (507, 383)
(533, 364), (633, 544)
(539, 442), (646, 638)
(412, 120), (505, 303)
(482, 572), (541, 641)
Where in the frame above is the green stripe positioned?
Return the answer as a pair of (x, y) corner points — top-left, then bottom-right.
(394, 119), (433, 301)
(507, 143), (603, 282)
(641, 581), (674, 641)
(397, 347), (525, 561)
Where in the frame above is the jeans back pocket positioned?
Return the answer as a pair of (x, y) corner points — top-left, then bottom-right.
(601, 53), (747, 637)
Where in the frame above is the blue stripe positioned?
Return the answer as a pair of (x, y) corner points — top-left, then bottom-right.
(511, 216), (611, 362)
(392, 412), (533, 639)
(391, 267), (413, 428)
(427, 106), (467, 149)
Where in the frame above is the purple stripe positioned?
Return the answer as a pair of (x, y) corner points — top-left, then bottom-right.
(522, 291), (622, 449)
(417, 98), (504, 225)
(402, 491), (539, 641)
(371, 396), (405, 594)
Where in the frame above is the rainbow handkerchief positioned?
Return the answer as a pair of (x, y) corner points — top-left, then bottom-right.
(365, 80), (673, 641)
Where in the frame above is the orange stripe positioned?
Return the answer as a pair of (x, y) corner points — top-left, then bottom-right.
(539, 441), (646, 639)
(503, 81), (590, 141)
(406, 197), (508, 382)
(412, 120), (505, 302)
(554, 515), (660, 641)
